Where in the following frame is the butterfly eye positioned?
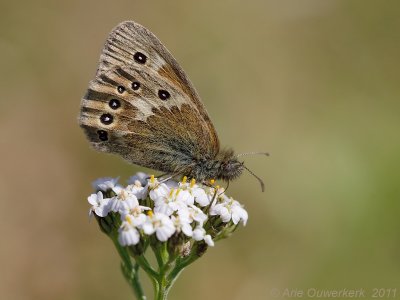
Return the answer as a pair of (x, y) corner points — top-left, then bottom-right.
(109, 99), (121, 110)
(100, 113), (113, 125)
(117, 86), (125, 93)
(158, 90), (170, 101)
(132, 81), (141, 90)
(133, 52), (147, 64)
(97, 130), (108, 141)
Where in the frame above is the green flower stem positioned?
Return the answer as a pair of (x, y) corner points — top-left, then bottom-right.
(166, 248), (200, 285)
(111, 234), (146, 300)
(149, 242), (201, 299)
(151, 240), (165, 269)
(133, 254), (159, 279)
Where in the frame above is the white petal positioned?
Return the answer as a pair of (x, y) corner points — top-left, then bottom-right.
(156, 229), (169, 242)
(149, 183), (170, 201)
(238, 207), (249, 225)
(119, 196), (139, 215)
(204, 235), (214, 247)
(177, 190), (194, 206)
(181, 223), (193, 237)
(94, 205), (109, 217)
(131, 214), (146, 226)
(127, 172), (149, 186)
(109, 197), (122, 212)
(92, 177), (119, 191)
(87, 194), (98, 206)
(219, 207), (231, 223)
(231, 211), (241, 225)
(126, 185), (147, 200)
(139, 205), (151, 211)
(142, 222), (155, 235)
(118, 226), (140, 246)
(88, 208), (94, 219)
(193, 188), (210, 207)
(209, 203), (223, 216)
(193, 227), (205, 241)
(112, 185), (124, 194)
(177, 209), (191, 223)
(154, 204), (174, 216)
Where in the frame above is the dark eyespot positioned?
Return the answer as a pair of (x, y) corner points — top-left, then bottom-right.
(109, 99), (121, 110)
(158, 90), (170, 100)
(97, 130), (108, 141)
(117, 86), (125, 93)
(133, 52), (147, 64)
(100, 113), (113, 125)
(132, 81), (140, 90)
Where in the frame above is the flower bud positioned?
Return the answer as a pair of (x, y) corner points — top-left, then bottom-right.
(195, 241), (208, 257)
(128, 240), (146, 257)
(95, 215), (113, 235)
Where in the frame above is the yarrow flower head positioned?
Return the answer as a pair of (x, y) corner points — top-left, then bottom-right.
(87, 173), (249, 299)
(88, 173), (248, 246)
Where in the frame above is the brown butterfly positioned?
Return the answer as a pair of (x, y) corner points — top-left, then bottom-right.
(79, 21), (266, 191)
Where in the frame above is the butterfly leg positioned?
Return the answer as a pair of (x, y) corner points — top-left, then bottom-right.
(158, 171), (186, 183)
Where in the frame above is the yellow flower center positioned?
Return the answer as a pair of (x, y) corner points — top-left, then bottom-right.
(190, 178), (196, 188)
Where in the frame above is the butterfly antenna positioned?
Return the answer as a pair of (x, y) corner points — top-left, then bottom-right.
(218, 180), (230, 196)
(243, 165), (265, 192)
(237, 152), (270, 158)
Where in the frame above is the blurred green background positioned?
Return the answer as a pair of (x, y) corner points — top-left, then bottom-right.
(1, 0), (400, 299)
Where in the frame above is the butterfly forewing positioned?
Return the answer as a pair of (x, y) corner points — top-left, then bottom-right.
(79, 21), (220, 174)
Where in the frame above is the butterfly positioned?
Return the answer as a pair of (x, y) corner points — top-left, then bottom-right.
(79, 21), (266, 191)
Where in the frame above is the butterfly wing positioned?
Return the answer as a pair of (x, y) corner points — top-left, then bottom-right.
(79, 21), (220, 174)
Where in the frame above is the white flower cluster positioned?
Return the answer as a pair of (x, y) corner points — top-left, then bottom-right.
(88, 173), (248, 248)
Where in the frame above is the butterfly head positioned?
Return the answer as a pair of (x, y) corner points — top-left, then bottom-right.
(214, 149), (244, 181)
(212, 150), (268, 192)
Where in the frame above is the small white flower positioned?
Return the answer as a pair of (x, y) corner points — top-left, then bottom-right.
(119, 197), (150, 226)
(171, 213), (193, 237)
(193, 226), (214, 246)
(187, 205), (208, 225)
(176, 189), (194, 206)
(210, 197), (248, 225)
(153, 188), (190, 216)
(92, 177), (120, 192)
(202, 185), (227, 207)
(231, 203), (248, 225)
(118, 220), (140, 246)
(149, 182), (170, 202)
(192, 187), (210, 207)
(125, 213), (147, 227)
(146, 175), (161, 190)
(109, 186), (138, 213)
(126, 180), (147, 200)
(127, 172), (149, 186)
(142, 212), (176, 242)
(88, 191), (111, 218)
(179, 177), (209, 206)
